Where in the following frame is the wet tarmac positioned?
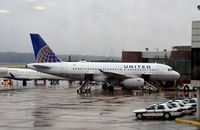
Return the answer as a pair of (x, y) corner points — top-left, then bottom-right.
(0, 84), (199, 130)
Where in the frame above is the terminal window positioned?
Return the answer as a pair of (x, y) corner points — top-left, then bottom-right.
(192, 48), (200, 80)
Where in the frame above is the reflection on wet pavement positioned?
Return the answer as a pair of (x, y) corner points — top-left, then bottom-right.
(0, 86), (199, 130)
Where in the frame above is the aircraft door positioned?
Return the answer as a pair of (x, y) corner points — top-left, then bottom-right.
(59, 63), (67, 76)
(157, 68), (164, 80)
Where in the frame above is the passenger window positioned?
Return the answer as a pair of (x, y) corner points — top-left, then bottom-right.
(157, 105), (165, 110)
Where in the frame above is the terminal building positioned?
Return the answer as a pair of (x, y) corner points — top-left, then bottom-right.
(122, 46), (191, 83)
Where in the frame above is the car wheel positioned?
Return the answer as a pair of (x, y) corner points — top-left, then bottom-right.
(193, 87), (197, 91)
(136, 113), (143, 120)
(163, 113), (171, 120)
(184, 85), (189, 91)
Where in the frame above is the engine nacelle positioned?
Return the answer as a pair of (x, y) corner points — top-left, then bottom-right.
(121, 78), (144, 89)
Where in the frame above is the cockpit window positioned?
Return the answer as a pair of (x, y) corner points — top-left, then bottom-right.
(168, 68), (173, 71)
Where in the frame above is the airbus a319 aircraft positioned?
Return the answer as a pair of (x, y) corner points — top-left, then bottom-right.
(27, 34), (180, 93)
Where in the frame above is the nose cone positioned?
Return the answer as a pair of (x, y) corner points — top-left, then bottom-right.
(174, 71), (180, 80)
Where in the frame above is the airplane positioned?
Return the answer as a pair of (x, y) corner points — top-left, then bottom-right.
(27, 34), (180, 93)
(0, 67), (66, 86)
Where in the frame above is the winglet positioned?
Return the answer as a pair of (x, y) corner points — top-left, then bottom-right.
(30, 33), (62, 63)
(99, 69), (104, 73)
(9, 73), (16, 78)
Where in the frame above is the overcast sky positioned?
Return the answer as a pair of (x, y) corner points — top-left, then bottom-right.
(0, 0), (199, 57)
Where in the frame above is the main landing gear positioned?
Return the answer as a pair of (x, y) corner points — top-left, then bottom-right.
(102, 82), (114, 92)
(50, 80), (59, 85)
(23, 80), (27, 86)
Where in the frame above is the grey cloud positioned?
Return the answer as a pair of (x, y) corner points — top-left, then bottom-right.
(0, 0), (199, 56)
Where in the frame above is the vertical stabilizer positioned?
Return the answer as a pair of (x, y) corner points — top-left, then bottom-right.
(30, 34), (62, 63)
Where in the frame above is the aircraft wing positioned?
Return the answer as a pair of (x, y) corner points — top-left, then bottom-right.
(99, 69), (138, 80)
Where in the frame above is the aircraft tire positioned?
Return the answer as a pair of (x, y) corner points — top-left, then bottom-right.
(108, 86), (114, 92)
(102, 84), (107, 91)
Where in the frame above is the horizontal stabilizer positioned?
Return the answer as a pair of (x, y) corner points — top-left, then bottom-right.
(33, 65), (51, 70)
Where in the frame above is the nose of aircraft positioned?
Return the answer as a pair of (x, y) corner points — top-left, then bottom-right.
(174, 71), (180, 79)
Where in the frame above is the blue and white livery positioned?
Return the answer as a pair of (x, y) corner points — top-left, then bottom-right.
(27, 34), (180, 91)
(30, 34), (61, 63)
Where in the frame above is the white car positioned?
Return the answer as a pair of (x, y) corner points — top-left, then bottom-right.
(132, 103), (184, 120)
(183, 98), (196, 108)
(167, 101), (195, 114)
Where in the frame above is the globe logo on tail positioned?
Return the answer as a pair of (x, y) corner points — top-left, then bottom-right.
(37, 45), (61, 63)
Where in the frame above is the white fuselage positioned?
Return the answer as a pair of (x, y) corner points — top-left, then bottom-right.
(0, 67), (66, 80)
(27, 62), (180, 82)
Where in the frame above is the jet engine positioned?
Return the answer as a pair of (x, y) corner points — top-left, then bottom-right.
(121, 78), (144, 89)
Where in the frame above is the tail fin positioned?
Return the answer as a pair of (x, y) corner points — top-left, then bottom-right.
(30, 33), (62, 63)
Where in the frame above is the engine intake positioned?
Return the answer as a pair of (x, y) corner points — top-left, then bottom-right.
(121, 78), (144, 89)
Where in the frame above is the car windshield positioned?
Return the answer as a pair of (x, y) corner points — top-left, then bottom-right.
(179, 103), (184, 107)
(171, 103), (177, 108)
(167, 104), (173, 109)
(184, 99), (189, 103)
(189, 99), (196, 103)
(182, 100), (187, 104)
(147, 105), (156, 110)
